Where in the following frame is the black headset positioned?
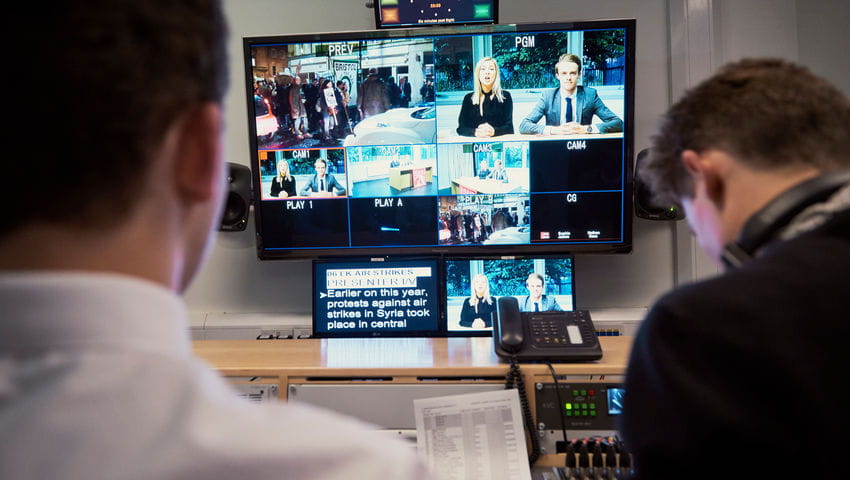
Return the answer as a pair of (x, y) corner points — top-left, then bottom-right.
(721, 170), (850, 268)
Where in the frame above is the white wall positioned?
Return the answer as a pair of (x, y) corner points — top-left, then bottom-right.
(796, 0), (850, 98)
(184, 0), (850, 322)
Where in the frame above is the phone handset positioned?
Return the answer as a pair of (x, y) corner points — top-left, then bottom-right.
(495, 296), (524, 354)
(493, 296), (603, 362)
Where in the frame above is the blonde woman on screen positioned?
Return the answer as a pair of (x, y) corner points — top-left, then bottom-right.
(270, 158), (296, 198)
(459, 273), (496, 328)
(456, 56), (514, 138)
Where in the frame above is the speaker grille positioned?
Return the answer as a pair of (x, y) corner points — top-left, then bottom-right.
(220, 163), (252, 231)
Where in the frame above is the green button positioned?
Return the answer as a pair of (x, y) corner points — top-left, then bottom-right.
(581, 390), (587, 396)
(565, 410), (572, 417)
(590, 403), (596, 409)
(582, 403), (588, 409)
(573, 390), (579, 396)
(565, 403), (572, 410)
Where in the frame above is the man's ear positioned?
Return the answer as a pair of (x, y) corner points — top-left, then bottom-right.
(681, 149), (725, 209)
(173, 103), (224, 204)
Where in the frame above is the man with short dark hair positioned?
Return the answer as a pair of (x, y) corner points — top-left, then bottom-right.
(621, 58), (850, 479)
(0, 2), (430, 479)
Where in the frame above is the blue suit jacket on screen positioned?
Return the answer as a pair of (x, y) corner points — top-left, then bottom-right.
(519, 295), (563, 312)
(299, 173), (345, 196)
(519, 85), (623, 134)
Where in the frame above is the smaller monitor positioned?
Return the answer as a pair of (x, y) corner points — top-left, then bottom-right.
(607, 387), (625, 415)
(444, 255), (575, 335)
(313, 257), (442, 338)
(374, 0), (498, 29)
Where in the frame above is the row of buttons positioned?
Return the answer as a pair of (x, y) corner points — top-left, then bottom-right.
(565, 409), (597, 417)
(566, 402), (597, 416)
(530, 319), (570, 346)
(596, 329), (621, 336)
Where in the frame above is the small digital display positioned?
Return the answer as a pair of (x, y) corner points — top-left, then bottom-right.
(313, 257), (441, 337)
(375, 0), (498, 29)
(607, 387), (625, 415)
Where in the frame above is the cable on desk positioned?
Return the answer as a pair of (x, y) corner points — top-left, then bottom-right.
(505, 357), (541, 466)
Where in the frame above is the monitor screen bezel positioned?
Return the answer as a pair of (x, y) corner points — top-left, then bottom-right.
(310, 253), (577, 339)
(244, 19), (636, 260)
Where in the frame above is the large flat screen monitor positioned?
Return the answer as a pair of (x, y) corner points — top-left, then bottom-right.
(245, 19), (635, 259)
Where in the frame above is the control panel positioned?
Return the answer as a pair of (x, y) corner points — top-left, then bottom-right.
(534, 381), (624, 455)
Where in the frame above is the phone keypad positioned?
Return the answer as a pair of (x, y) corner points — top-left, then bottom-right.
(529, 311), (594, 347)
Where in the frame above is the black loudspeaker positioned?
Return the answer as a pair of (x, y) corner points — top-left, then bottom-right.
(721, 170), (850, 268)
(220, 163), (252, 232)
(634, 148), (685, 221)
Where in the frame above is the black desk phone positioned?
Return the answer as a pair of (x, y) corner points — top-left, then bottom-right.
(493, 296), (603, 362)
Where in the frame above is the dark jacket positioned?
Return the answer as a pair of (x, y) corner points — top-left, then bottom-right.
(621, 208), (850, 479)
(519, 85), (622, 134)
(456, 91), (514, 137)
(459, 296), (496, 328)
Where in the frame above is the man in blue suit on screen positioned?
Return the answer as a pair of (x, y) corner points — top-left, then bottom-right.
(519, 53), (623, 136)
(299, 158), (346, 196)
(519, 273), (563, 312)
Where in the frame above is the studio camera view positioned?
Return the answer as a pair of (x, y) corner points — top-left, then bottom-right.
(444, 256), (574, 332)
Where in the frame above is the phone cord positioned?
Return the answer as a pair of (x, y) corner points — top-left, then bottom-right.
(506, 358), (541, 466)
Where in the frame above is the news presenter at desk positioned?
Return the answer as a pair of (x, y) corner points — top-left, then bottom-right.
(299, 158), (346, 197)
(620, 59), (850, 480)
(456, 56), (514, 138)
(477, 158), (492, 179)
(0, 2), (429, 479)
(269, 157), (296, 197)
(488, 158), (510, 183)
(459, 273), (497, 328)
(519, 273), (562, 312)
(519, 53), (623, 136)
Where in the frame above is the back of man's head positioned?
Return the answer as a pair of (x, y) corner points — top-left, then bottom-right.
(643, 58), (850, 205)
(3, 0), (229, 237)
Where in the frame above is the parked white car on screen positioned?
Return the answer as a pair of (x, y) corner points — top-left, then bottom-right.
(343, 106), (436, 146)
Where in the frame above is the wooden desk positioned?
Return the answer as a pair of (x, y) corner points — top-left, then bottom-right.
(193, 336), (633, 467)
(388, 164), (433, 191)
(193, 336), (631, 377)
(451, 176), (525, 194)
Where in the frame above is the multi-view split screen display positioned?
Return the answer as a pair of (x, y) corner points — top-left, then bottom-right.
(246, 20), (635, 259)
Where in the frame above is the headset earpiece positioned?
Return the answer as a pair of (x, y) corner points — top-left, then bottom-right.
(721, 170), (850, 268)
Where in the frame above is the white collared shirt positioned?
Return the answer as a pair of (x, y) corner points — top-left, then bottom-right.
(0, 272), (430, 480)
